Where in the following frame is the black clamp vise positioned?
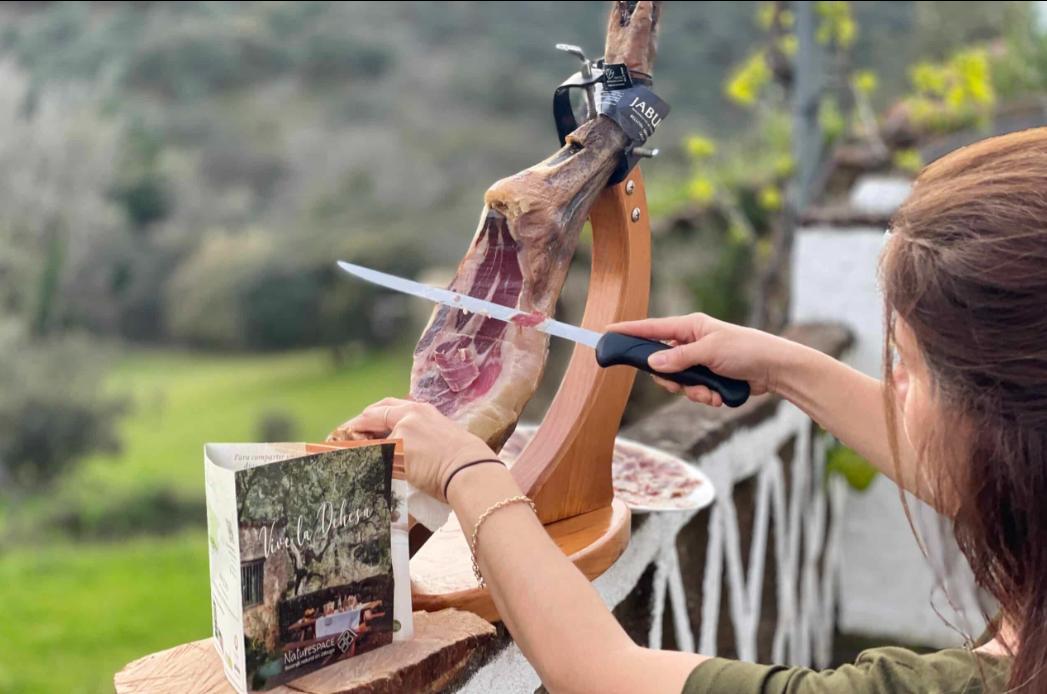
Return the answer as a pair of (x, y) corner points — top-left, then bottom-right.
(552, 43), (670, 185)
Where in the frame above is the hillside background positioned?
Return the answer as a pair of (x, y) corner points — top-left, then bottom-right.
(1, 2), (1044, 692)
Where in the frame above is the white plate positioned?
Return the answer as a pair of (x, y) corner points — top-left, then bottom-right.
(500, 425), (715, 514)
(611, 437), (716, 514)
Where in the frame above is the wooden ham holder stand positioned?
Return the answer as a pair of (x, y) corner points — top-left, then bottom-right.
(410, 170), (651, 621)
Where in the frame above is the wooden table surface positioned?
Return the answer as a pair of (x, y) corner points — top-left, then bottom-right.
(114, 609), (497, 694)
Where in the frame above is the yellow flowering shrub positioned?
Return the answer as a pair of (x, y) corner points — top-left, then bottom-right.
(906, 48), (995, 133)
(684, 135), (717, 159)
(725, 51), (771, 107)
(816, 1), (856, 48)
(819, 96), (846, 142)
(852, 70), (878, 96)
(893, 148), (923, 174)
(758, 185), (783, 211)
(687, 177), (716, 205)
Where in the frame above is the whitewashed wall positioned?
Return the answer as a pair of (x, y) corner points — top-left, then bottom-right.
(790, 209), (987, 647)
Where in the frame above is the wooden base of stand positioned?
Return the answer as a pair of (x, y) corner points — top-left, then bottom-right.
(410, 499), (630, 621)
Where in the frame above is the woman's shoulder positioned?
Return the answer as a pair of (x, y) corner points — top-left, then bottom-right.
(683, 646), (1009, 694)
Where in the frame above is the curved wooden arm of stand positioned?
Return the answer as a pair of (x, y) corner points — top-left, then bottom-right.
(411, 171), (651, 621)
(512, 170), (651, 524)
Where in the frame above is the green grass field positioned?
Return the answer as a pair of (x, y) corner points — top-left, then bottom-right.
(78, 346), (411, 500)
(0, 346), (410, 693)
(10, 346), (412, 536)
(0, 532), (210, 694)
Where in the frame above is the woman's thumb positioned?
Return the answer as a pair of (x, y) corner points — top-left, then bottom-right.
(648, 340), (710, 372)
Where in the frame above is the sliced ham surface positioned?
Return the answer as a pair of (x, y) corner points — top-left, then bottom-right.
(329, 3), (663, 452)
(408, 2), (662, 450)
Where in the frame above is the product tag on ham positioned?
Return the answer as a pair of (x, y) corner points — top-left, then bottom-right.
(598, 84), (670, 144)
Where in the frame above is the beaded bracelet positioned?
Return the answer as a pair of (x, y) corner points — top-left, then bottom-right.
(470, 495), (538, 587)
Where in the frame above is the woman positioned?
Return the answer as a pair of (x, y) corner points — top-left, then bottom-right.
(337, 128), (1047, 692)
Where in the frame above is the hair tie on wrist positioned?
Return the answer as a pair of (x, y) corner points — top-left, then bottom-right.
(443, 458), (504, 499)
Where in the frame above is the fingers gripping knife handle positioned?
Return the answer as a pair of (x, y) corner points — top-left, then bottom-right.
(595, 332), (751, 407)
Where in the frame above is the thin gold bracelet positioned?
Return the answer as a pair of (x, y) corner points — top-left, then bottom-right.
(469, 495), (537, 587)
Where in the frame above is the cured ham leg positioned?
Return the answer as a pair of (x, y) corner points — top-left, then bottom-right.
(333, 1), (662, 449)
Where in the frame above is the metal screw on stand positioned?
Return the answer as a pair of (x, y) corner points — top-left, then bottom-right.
(631, 147), (659, 159)
(625, 180), (635, 194)
(631, 208), (641, 222)
(556, 43), (598, 121)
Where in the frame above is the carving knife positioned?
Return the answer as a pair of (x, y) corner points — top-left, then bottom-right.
(337, 261), (750, 407)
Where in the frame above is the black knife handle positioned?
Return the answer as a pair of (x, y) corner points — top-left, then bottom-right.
(595, 332), (751, 407)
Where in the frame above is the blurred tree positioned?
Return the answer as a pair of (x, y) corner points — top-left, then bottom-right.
(111, 123), (172, 231)
(255, 409), (300, 442)
(0, 1), (1030, 349)
(0, 62), (127, 491)
(912, 1), (1028, 58)
(0, 62), (126, 336)
(992, 2), (1047, 96)
(904, 48), (996, 132)
(164, 229), (423, 351)
(0, 329), (125, 489)
(165, 231), (283, 349)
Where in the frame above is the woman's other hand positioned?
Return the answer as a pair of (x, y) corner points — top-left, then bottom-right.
(329, 397), (497, 501)
(606, 313), (787, 406)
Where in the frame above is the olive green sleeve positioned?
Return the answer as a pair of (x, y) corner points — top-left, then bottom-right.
(682, 647), (1009, 694)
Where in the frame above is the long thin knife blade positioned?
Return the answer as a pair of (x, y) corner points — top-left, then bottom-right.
(337, 261), (602, 349)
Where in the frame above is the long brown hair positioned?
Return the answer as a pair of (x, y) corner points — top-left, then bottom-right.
(882, 127), (1047, 691)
